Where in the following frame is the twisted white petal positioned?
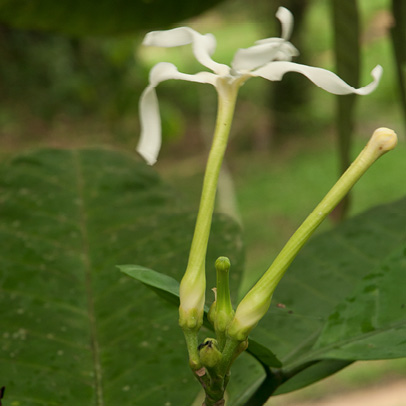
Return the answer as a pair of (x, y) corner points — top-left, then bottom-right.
(138, 6), (383, 165)
(143, 27), (229, 75)
(137, 62), (217, 165)
(232, 40), (299, 72)
(231, 7), (296, 72)
(276, 6), (294, 40)
(138, 86), (161, 165)
(252, 62), (383, 95)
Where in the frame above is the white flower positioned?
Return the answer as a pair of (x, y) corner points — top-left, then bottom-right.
(137, 7), (383, 165)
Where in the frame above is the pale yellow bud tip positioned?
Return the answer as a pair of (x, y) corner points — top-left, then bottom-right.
(370, 127), (398, 153)
(215, 256), (231, 273)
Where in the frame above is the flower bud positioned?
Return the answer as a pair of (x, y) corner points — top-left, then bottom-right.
(215, 256), (231, 273)
(179, 264), (205, 330)
(214, 257), (234, 333)
(363, 127), (397, 160)
(227, 291), (272, 341)
(198, 338), (222, 368)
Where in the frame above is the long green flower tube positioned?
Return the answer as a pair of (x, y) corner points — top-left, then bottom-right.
(228, 127), (398, 341)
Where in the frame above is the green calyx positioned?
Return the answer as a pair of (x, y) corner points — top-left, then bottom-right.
(199, 338), (222, 369)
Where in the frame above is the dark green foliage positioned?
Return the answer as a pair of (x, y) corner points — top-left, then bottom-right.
(0, 29), (143, 122)
(0, 0), (224, 129)
(0, 0), (224, 36)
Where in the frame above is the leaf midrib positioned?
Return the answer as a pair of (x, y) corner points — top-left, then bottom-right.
(74, 151), (104, 405)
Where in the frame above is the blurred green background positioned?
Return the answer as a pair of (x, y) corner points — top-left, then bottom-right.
(0, 0), (405, 403)
(0, 0), (404, 153)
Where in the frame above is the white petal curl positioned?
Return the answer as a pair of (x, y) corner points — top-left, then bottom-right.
(231, 40), (299, 72)
(231, 6), (297, 72)
(276, 7), (294, 40)
(143, 27), (229, 75)
(256, 7), (294, 45)
(252, 62), (383, 95)
(143, 27), (215, 49)
(148, 61), (218, 87)
(137, 62), (218, 165)
(137, 86), (161, 165)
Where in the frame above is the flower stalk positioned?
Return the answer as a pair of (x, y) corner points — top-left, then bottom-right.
(179, 79), (239, 367)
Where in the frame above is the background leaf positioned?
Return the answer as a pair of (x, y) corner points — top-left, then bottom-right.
(0, 148), (258, 405)
(274, 359), (353, 395)
(119, 265), (181, 306)
(246, 198), (406, 397)
(0, 0), (225, 36)
(312, 244), (406, 360)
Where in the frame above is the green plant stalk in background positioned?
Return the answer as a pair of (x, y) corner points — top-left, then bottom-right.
(331, 0), (361, 221)
(390, 0), (406, 131)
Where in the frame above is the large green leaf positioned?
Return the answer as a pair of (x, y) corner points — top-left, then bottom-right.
(248, 198), (406, 397)
(0, 0), (223, 36)
(312, 244), (406, 360)
(1, 148), (405, 405)
(0, 148), (259, 405)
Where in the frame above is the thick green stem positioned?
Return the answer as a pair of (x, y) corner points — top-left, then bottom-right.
(184, 329), (201, 370)
(184, 81), (238, 279)
(228, 128), (397, 340)
(179, 78), (239, 367)
(252, 128), (397, 291)
(203, 395), (226, 406)
(217, 338), (246, 377)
